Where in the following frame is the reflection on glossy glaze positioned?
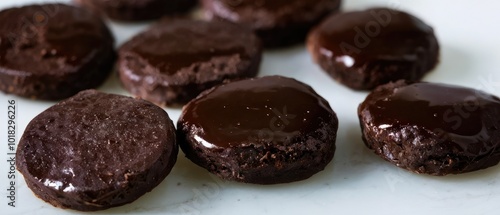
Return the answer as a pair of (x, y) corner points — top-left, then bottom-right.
(19, 90), (174, 202)
(314, 8), (436, 68)
(182, 76), (334, 148)
(363, 82), (500, 155)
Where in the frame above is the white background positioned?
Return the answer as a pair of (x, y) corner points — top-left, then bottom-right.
(1, 0), (500, 214)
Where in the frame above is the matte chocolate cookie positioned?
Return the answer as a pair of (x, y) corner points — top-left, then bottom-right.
(118, 19), (262, 106)
(74, 0), (197, 21)
(16, 90), (178, 211)
(202, 0), (341, 47)
(177, 76), (338, 184)
(358, 81), (500, 175)
(0, 4), (115, 100)
(308, 8), (439, 90)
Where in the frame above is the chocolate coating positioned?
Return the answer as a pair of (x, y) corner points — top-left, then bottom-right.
(16, 90), (178, 211)
(308, 8), (439, 90)
(0, 4), (115, 100)
(178, 76), (338, 184)
(74, 0), (197, 21)
(358, 81), (500, 175)
(118, 19), (262, 106)
(202, 0), (341, 47)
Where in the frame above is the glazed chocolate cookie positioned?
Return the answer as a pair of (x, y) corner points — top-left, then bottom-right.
(16, 90), (178, 211)
(358, 81), (500, 175)
(202, 0), (341, 47)
(308, 8), (439, 90)
(177, 76), (338, 184)
(118, 19), (262, 106)
(0, 4), (115, 100)
(74, 0), (197, 21)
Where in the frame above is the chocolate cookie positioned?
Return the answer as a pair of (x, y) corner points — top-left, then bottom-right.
(0, 4), (115, 100)
(16, 90), (178, 211)
(358, 81), (500, 175)
(118, 19), (262, 106)
(201, 0), (341, 47)
(73, 0), (197, 21)
(177, 76), (338, 184)
(308, 8), (439, 90)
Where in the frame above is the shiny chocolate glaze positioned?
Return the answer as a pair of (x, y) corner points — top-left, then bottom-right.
(73, 0), (197, 21)
(223, 0), (303, 10)
(359, 81), (500, 175)
(0, 4), (112, 70)
(210, 0), (341, 25)
(181, 76), (334, 148)
(308, 8), (439, 90)
(0, 4), (115, 100)
(118, 19), (262, 106)
(129, 26), (249, 75)
(178, 76), (338, 184)
(202, 0), (341, 47)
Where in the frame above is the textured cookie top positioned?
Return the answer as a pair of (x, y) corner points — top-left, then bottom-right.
(359, 81), (500, 157)
(17, 90), (176, 195)
(0, 4), (113, 74)
(179, 76), (336, 148)
(309, 8), (438, 68)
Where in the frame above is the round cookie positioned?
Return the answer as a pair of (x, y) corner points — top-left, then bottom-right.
(177, 76), (338, 184)
(73, 0), (197, 21)
(118, 19), (262, 106)
(358, 81), (500, 175)
(16, 90), (178, 211)
(0, 4), (115, 100)
(201, 0), (341, 47)
(308, 8), (439, 90)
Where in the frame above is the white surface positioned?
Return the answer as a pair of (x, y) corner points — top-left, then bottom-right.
(1, 0), (500, 214)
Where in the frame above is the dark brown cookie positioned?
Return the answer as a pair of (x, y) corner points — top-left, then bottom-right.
(0, 4), (115, 100)
(177, 76), (338, 184)
(308, 8), (439, 90)
(16, 90), (178, 211)
(118, 19), (262, 106)
(201, 0), (341, 48)
(73, 0), (197, 21)
(358, 81), (500, 175)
